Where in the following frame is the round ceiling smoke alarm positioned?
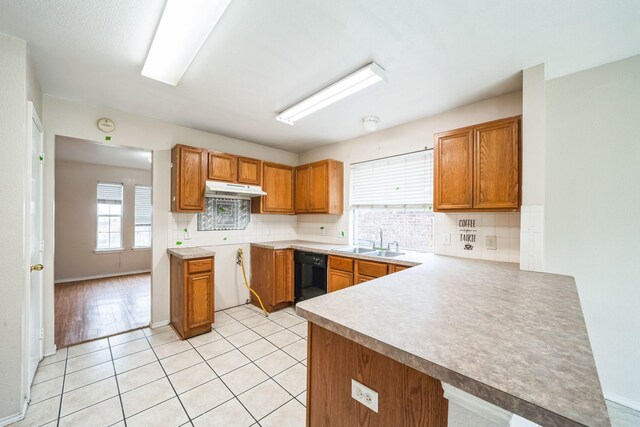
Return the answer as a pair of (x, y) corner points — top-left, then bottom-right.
(362, 116), (379, 132)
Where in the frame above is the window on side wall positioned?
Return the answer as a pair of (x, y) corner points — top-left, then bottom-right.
(350, 150), (434, 252)
(96, 182), (124, 250)
(134, 185), (152, 248)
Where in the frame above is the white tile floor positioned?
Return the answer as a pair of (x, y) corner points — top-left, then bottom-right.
(17, 304), (307, 427)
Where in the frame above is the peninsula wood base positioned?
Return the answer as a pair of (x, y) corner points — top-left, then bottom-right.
(306, 323), (448, 426)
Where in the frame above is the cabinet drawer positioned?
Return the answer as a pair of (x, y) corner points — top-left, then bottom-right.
(356, 260), (388, 278)
(329, 256), (353, 273)
(356, 275), (375, 284)
(187, 258), (213, 274)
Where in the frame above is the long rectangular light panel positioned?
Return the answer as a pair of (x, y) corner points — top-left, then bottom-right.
(142, 0), (232, 86)
(276, 62), (387, 125)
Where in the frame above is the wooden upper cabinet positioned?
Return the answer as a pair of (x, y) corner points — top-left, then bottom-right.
(434, 128), (474, 211)
(294, 166), (310, 212)
(237, 157), (262, 185)
(171, 145), (207, 212)
(434, 116), (521, 212)
(251, 162), (294, 214)
(474, 118), (520, 209)
(294, 160), (343, 214)
(208, 151), (237, 182)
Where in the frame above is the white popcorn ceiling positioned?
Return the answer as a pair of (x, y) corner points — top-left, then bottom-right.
(1, 0), (639, 152)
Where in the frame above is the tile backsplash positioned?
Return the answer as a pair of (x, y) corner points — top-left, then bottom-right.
(167, 213), (297, 248)
(296, 214), (350, 245)
(433, 212), (521, 263)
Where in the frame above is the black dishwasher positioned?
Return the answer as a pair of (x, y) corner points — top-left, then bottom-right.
(294, 251), (327, 302)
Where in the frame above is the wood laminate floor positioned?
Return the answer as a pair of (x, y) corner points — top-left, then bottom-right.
(55, 273), (151, 348)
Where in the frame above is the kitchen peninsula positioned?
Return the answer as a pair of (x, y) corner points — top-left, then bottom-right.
(296, 255), (609, 426)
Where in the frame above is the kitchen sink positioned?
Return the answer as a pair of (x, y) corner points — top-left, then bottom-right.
(369, 250), (406, 257)
(333, 247), (376, 254)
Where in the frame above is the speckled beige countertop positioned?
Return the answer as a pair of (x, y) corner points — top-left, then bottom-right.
(250, 240), (431, 266)
(295, 255), (609, 427)
(167, 247), (216, 260)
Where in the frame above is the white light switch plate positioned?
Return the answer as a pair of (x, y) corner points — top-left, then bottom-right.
(486, 235), (497, 250)
(352, 379), (379, 413)
(442, 233), (451, 246)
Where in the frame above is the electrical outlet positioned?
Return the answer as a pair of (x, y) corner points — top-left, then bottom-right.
(486, 235), (497, 250)
(351, 379), (378, 413)
(442, 233), (451, 246)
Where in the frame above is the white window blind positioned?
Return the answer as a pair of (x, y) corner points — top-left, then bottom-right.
(350, 150), (433, 207)
(135, 186), (152, 226)
(134, 185), (152, 248)
(97, 182), (123, 205)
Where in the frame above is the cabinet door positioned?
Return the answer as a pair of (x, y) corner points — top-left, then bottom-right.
(173, 145), (206, 212)
(434, 129), (474, 210)
(208, 151), (237, 182)
(328, 270), (353, 293)
(262, 162), (294, 213)
(272, 250), (293, 306)
(294, 166), (310, 213)
(186, 272), (213, 330)
(309, 162), (328, 212)
(474, 118), (520, 209)
(238, 157), (262, 185)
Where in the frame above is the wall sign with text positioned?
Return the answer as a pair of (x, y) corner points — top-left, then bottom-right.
(459, 219), (477, 250)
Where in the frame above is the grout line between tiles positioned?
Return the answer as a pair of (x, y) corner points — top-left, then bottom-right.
(107, 335), (128, 427)
(141, 331), (195, 426)
(54, 346), (69, 427)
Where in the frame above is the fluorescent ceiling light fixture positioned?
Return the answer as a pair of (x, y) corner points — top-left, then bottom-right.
(276, 62), (387, 125)
(142, 0), (232, 86)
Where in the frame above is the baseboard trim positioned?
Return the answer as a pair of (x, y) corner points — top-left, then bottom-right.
(0, 399), (28, 427)
(605, 391), (640, 412)
(55, 270), (151, 284)
(150, 320), (169, 329)
(43, 345), (57, 357)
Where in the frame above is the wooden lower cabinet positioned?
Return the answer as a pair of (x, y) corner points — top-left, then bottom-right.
(328, 256), (413, 292)
(307, 323), (448, 426)
(170, 255), (215, 339)
(250, 246), (294, 312)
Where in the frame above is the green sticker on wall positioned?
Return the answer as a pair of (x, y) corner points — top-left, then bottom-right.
(105, 136), (111, 141)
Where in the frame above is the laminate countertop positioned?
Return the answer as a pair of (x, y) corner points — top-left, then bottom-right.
(166, 247), (216, 260)
(250, 240), (431, 266)
(295, 255), (609, 426)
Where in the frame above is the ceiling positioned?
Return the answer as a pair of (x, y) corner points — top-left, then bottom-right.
(2, 1), (640, 153)
(56, 136), (152, 170)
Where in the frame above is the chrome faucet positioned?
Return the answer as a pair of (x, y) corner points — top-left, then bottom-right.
(387, 241), (399, 252)
(358, 239), (376, 249)
(378, 228), (383, 250)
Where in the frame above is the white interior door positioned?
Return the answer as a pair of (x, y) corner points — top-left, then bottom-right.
(27, 104), (44, 388)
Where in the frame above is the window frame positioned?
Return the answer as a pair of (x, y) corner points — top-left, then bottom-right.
(95, 182), (124, 252)
(133, 185), (152, 249)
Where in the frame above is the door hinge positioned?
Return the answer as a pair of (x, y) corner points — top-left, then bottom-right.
(40, 240), (45, 252)
(39, 328), (44, 339)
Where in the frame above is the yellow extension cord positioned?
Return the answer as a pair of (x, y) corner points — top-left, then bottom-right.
(237, 249), (269, 317)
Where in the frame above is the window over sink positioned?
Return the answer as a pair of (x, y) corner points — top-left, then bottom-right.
(350, 150), (434, 252)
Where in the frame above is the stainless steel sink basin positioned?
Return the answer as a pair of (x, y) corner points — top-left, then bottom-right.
(333, 247), (376, 254)
(369, 250), (405, 257)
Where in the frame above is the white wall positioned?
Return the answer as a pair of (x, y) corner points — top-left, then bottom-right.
(545, 54), (640, 408)
(41, 96), (298, 354)
(0, 32), (28, 423)
(520, 64), (546, 272)
(54, 160), (152, 281)
(298, 91), (523, 260)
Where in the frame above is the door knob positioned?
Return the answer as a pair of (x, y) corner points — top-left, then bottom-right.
(30, 264), (44, 272)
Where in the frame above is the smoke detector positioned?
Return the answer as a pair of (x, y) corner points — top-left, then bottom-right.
(362, 116), (379, 132)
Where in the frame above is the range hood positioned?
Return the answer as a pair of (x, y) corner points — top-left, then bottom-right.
(205, 181), (266, 198)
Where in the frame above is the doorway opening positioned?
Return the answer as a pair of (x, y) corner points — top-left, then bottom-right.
(54, 136), (152, 348)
